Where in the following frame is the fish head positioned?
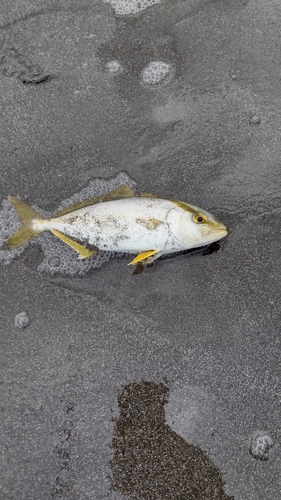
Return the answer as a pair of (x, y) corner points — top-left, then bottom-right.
(175, 202), (228, 248)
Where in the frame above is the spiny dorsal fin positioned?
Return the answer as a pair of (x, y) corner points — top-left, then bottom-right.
(53, 184), (135, 218)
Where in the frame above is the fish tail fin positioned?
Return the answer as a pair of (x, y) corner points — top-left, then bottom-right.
(6, 196), (47, 250)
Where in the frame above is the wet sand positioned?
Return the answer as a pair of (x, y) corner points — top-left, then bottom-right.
(1, 1), (280, 498)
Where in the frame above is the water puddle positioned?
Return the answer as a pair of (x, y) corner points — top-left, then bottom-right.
(111, 381), (233, 499)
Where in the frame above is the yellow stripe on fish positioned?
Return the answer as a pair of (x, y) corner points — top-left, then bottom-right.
(5, 185), (228, 270)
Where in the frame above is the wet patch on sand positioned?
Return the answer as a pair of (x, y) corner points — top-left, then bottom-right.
(111, 381), (233, 499)
(97, 4), (179, 93)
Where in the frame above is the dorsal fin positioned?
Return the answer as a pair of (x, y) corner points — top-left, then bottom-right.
(53, 184), (135, 218)
(140, 192), (159, 198)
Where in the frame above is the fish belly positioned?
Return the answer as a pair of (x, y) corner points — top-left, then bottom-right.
(49, 198), (185, 253)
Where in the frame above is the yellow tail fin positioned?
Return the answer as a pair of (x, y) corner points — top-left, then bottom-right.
(6, 196), (46, 250)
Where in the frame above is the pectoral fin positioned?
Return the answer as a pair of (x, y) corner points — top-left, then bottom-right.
(128, 249), (159, 266)
(136, 218), (164, 230)
(51, 230), (96, 259)
(146, 218), (163, 230)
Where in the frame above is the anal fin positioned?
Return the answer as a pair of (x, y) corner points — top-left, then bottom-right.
(51, 230), (96, 259)
(128, 250), (159, 266)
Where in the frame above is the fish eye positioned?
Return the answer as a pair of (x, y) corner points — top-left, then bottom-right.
(193, 213), (207, 224)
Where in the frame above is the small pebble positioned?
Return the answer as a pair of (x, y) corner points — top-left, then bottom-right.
(231, 74), (238, 80)
(14, 311), (31, 329)
(249, 115), (261, 125)
(249, 431), (274, 461)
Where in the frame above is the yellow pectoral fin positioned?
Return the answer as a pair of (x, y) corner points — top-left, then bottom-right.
(53, 184), (135, 218)
(128, 250), (159, 266)
(51, 230), (96, 259)
(146, 218), (163, 230)
(136, 218), (164, 230)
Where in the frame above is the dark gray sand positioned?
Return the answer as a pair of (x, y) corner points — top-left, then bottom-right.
(111, 381), (233, 499)
(1, 1), (281, 499)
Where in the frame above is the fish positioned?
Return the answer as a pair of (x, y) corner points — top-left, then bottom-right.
(4, 184), (227, 271)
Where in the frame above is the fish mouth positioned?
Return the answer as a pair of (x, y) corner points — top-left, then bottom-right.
(206, 223), (228, 242)
(215, 223), (228, 236)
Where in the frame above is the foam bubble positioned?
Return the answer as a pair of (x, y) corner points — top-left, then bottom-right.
(0, 172), (137, 276)
(15, 311), (30, 328)
(105, 60), (123, 74)
(103, 0), (161, 16)
(141, 60), (174, 85)
(0, 199), (25, 265)
(249, 431), (274, 461)
(48, 256), (61, 268)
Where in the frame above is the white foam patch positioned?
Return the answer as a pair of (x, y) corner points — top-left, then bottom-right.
(141, 60), (174, 85)
(0, 199), (25, 265)
(105, 60), (123, 74)
(14, 311), (31, 328)
(249, 431), (274, 461)
(0, 172), (137, 277)
(103, 0), (161, 16)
